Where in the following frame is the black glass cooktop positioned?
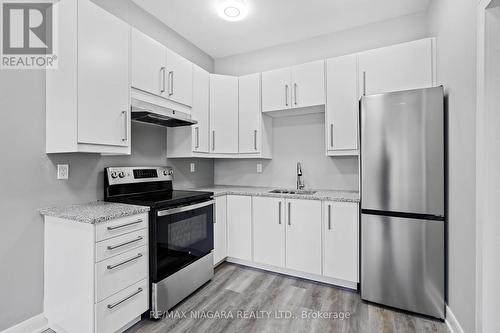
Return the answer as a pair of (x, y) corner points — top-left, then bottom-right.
(110, 190), (213, 209)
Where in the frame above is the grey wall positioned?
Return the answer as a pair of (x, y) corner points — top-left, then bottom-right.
(0, 2), (214, 330)
(427, 1), (477, 332)
(213, 13), (428, 190)
(214, 113), (358, 190)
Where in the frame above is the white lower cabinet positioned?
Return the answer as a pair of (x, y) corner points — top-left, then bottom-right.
(43, 213), (149, 333)
(253, 196), (285, 267)
(213, 195), (228, 265)
(226, 195), (253, 261)
(322, 201), (359, 283)
(285, 199), (322, 275)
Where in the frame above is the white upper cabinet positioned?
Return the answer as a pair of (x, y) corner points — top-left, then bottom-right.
(262, 60), (325, 113)
(323, 202), (359, 283)
(358, 38), (435, 96)
(166, 49), (193, 106)
(285, 199), (322, 275)
(325, 54), (359, 155)
(46, 0), (130, 154)
(291, 60), (325, 108)
(262, 68), (291, 112)
(226, 195), (252, 261)
(77, 0), (130, 148)
(253, 197), (285, 268)
(239, 73), (261, 153)
(131, 28), (166, 96)
(210, 74), (239, 154)
(192, 65), (210, 153)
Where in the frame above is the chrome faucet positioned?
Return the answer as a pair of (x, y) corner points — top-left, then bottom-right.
(297, 162), (305, 190)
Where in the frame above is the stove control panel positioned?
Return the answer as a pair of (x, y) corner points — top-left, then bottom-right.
(106, 166), (173, 185)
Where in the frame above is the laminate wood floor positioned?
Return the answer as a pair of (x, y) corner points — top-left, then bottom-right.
(124, 263), (448, 333)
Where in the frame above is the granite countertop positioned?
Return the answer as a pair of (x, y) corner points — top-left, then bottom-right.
(189, 185), (360, 202)
(39, 201), (150, 224)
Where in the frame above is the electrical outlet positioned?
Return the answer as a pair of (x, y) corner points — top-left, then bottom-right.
(256, 163), (262, 173)
(190, 163), (196, 173)
(57, 164), (69, 180)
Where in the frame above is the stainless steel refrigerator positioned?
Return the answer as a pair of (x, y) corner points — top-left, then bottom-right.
(360, 86), (445, 319)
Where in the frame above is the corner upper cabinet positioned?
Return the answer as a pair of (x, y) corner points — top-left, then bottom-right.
(325, 54), (359, 156)
(46, 0), (130, 154)
(358, 38), (436, 96)
(209, 74), (239, 154)
(262, 60), (325, 113)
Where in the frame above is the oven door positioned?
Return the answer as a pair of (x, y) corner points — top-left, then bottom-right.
(152, 200), (214, 282)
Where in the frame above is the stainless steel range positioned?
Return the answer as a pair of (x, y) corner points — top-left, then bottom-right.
(104, 166), (214, 318)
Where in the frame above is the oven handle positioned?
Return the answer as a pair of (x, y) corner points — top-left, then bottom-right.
(157, 200), (215, 217)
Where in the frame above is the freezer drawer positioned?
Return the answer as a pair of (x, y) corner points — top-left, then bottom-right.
(360, 86), (444, 216)
(360, 213), (445, 319)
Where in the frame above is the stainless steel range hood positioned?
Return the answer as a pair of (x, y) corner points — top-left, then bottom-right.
(131, 98), (197, 128)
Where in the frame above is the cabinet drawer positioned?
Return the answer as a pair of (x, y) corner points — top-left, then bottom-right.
(96, 278), (148, 333)
(96, 214), (147, 242)
(95, 229), (147, 262)
(96, 246), (148, 302)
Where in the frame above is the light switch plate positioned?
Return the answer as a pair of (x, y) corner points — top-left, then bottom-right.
(190, 163), (196, 173)
(256, 163), (262, 173)
(57, 164), (69, 180)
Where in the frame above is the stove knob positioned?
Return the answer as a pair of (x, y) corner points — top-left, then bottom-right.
(110, 172), (118, 179)
(163, 169), (171, 176)
(118, 171), (125, 178)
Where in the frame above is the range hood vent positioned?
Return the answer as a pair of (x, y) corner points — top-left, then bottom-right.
(130, 98), (197, 128)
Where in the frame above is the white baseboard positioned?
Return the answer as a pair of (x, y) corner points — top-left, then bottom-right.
(1, 314), (48, 333)
(446, 306), (465, 333)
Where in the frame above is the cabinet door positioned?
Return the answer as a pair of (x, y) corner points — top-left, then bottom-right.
(213, 196), (227, 265)
(227, 195), (252, 261)
(291, 60), (325, 108)
(166, 48), (193, 106)
(285, 199), (322, 275)
(77, 0), (130, 147)
(192, 65), (210, 153)
(323, 202), (359, 282)
(239, 73), (261, 153)
(209, 74), (239, 154)
(131, 28), (166, 96)
(326, 54), (359, 152)
(262, 68), (291, 112)
(359, 38), (435, 96)
(253, 197), (285, 268)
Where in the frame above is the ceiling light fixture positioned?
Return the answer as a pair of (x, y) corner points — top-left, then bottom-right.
(217, 0), (248, 22)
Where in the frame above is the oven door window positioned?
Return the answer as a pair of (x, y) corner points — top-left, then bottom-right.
(155, 203), (213, 281)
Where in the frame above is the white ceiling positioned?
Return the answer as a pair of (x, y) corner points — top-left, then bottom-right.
(132, 0), (431, 58)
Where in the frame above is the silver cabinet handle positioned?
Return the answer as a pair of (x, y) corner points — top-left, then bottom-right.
(363, 71), (366, 96)
(212, 130), (215, 151)
(121, 111), (128, 142)
(278, 201), (282, 224)
(330, 124), (334, 147)
(195, 127), (200, 149)
(107, 253), (143, 270)
(107, 236), (143, 250)
(107, 219), (143, 231)
(107, 287), (143, 309)
(288, 202), (291, 226)
(168, 71), (174, 96)
(285, 84), (289, 107)
(254, 130), (258, 150)
(328, 205), (332, 230)
(160, 67), (166, 93)
(294, 83), (298, 105)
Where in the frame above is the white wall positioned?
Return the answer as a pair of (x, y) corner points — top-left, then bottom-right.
(0, 1), (214, 330)
(427, 1), (477, 332)
(214, 12), (428, 190)
(215, 12), (428, 75)
(214, 113), (358, 190)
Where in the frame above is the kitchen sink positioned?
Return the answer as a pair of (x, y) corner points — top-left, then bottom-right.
(269, 189), (317, 195)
